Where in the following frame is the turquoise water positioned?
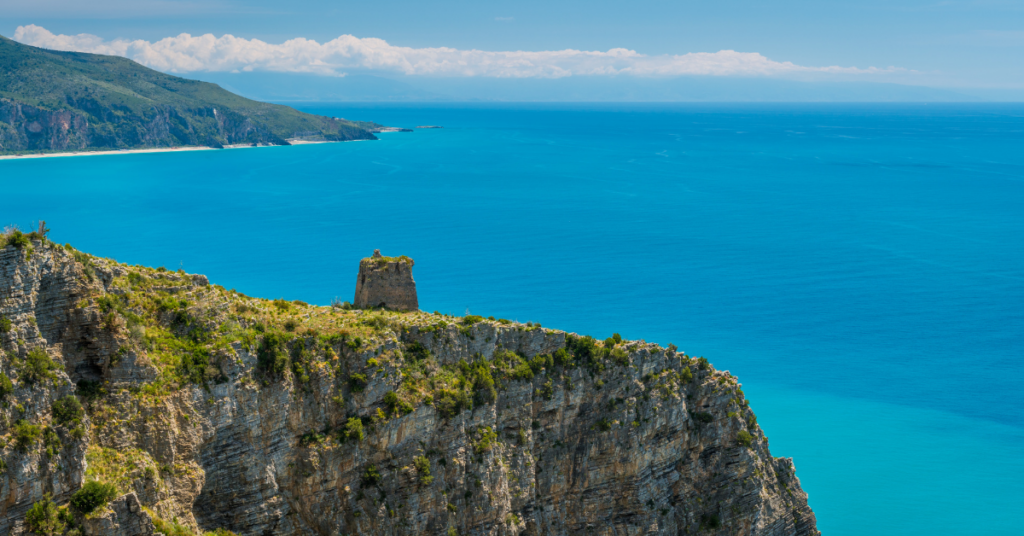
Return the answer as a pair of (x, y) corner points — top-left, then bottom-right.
(3, 104), (1023, 534)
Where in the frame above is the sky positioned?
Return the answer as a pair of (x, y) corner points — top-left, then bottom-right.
(2, 0), (1023, 100)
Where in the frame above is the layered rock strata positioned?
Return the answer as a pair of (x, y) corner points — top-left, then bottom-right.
(0, 239), (818, 536)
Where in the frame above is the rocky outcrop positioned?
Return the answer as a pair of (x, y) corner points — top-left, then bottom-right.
(0, 240), (818, 536)
(0, 100), (90, 153)
(81, 493), (155, 536)
(354, 250), (419, 311)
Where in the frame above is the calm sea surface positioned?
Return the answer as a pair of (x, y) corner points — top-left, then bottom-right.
(4, 103), (1023, 534)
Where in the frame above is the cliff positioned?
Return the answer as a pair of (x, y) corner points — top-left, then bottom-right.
(0, 235), (818, 536)
(0, 36), (384, 154)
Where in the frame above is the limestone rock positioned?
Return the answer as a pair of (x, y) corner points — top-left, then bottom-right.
(81, 493), (155, 536)
(353, 249), (418, 311)
(0, 241), (819, 536)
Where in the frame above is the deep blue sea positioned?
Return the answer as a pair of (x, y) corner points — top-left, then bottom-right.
(4, 104), (1022, 534)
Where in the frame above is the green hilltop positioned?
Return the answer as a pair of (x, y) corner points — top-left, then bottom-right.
(0, 35), (383, 154)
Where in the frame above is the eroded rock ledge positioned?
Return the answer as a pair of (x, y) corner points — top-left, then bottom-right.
(0, 238), (818, 536)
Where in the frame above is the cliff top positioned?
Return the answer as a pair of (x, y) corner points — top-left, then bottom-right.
(0, 230), (817, 536)
(0, 233), (679, 402)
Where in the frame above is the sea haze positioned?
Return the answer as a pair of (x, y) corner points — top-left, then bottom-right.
(3, 103), (1022, 535)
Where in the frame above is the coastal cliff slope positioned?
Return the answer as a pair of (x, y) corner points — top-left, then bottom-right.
(0, 235), (819, 536)
(0, 35), (383, 154)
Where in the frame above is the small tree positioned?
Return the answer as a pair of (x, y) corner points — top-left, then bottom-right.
(413, 455), (433, 486)
(52, 395), (84, 426)
(25, 494), (65, 536)
(70, 481), (118, 514)
(343, 417), (364, 442)
(0, 372), (13, 399)
(21, 348), (61, 385)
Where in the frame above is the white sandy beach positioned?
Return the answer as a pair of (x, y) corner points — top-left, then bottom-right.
(0, 141), (338, 161)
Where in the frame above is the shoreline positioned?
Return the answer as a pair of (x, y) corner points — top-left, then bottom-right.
(0, 140), (344, 161)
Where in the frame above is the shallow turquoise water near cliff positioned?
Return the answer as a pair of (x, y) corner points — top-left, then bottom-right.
(4, 103), (1023, 534)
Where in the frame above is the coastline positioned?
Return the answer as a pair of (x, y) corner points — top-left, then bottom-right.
(0, 140), (341, 161)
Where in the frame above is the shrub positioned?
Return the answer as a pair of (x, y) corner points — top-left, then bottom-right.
(383, 391), (399, 412)
(461, 315), (484, 326)
(474, 426), (498, 454)
(52, 395), (84, 426)
(25, 493), (65, 536)
(680, 368), (693, 383)
(529, 353), (553, 373)
(538, 379), (554, 401)
(413, 455), (433, 486)
(604, 337), (616, 348)
(283, 319), (298, 332)
(405, 341), (430, 361)
(470, 363), (496, 406)
(553, 348), (571, 367)
(361, 464), (381, 487)
(596, 418), (613, 432)
(0, 314), (10, 333)
(3, 229), (30, 249)
(13, 420), (42, 451)
(21, 347), (61, 384)
(75, 380), (105, 401)
(152, 515), (193, 536)
(737, 430), (754, 447)
(257, 332), (289, 376)
(612, 333), (623, 344)
(0, 372), (13, 399)
(176, 346), (212, 386)
(70, 481), (118, 514)
(610, 348), (629, 367)
(696, 357), (710, 371)
(694, 412), (714, 424)
(343, 417), (364, 442)
(362, 315), (388, 331)
(433, 388), (471, 418)
(348, 373), (368, 392)
(512, 362), (534, 381)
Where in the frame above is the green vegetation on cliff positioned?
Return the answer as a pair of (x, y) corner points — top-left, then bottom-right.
(0, 229), (819, 536)
(0, 35), (383, 154)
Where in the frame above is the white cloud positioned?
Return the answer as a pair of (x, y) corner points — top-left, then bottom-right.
(13, 24), (903, 79)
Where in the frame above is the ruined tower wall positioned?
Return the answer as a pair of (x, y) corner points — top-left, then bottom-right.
(353, 250), (418, 311)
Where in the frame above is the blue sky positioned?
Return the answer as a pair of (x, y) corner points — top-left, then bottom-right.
(2, 0), (1023, 97)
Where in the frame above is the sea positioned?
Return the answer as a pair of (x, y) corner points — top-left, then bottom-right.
(3, 103), (1022, 535)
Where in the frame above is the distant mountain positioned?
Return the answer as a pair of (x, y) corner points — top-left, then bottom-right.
(0, 35), (383, 154)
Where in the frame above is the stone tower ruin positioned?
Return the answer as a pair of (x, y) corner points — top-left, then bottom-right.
(354, 249), (419, 311)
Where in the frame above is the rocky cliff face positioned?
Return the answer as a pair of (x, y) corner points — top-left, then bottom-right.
(0, 239), (818, 536)
(354, 250), (419, 311)
(0, 98), (299, 153)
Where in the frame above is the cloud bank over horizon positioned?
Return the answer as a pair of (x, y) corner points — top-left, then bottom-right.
(13, 24), (903, 79)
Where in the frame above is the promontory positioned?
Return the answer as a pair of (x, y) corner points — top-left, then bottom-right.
(0, 231), (819, 536)
(0, 35), (387, 155)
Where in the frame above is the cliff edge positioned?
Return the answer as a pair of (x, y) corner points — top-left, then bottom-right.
(0, 234), (818, 536)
